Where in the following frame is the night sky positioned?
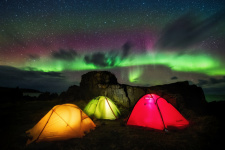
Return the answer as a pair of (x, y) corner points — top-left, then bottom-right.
(0, 0), (225, 96)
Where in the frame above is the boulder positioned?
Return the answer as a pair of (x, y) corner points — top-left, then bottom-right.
(80, 71), (118, 88)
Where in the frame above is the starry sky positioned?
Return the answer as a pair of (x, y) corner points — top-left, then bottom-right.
(0, 0), (225, 97)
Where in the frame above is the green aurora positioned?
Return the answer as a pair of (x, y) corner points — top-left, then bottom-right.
(23, 51), (224, 78)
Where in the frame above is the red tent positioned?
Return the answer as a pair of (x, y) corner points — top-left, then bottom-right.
(127, 94), (189, 130)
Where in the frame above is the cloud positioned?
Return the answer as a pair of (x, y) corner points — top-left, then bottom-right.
(0, 65), (70, 92)
(122, 41), (133, 59)
(154, 9), (225, 50)
(51, 49), (77, 61)
(84, 52), (116, 67)
(209, 76), (225, 84)
(171, 76), (178, 80)
(197, 79), (209, 86)
(197, 76), (225, 86)
(84, 41), (133, 68)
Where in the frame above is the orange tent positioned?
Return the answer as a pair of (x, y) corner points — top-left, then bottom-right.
(26, 104), (96, 145)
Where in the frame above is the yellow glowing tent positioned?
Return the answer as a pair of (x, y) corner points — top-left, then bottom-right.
(26, 104), (96, 145)
(84, 96), (120, 120)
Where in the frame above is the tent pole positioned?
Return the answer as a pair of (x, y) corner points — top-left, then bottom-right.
(105, 97), (117, 119)
(153, 94), (166, 130)
(35, 108), (55, 142)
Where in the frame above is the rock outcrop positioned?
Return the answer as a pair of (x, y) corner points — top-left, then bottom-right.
(60, 71), (207, 113)
(80, 71), (118, 88)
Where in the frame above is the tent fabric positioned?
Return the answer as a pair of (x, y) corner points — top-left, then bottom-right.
(84, 96), (120, 120)
(26, 104), (96, 145)
(127, 94), (189, 130)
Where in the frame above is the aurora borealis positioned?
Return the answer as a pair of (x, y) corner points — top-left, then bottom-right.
(1, 0), (225, 96)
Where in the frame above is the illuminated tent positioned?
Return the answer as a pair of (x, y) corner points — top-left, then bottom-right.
(84, 96), (120, 120)
(127, 94), (189, 130)
(26, 104), (96, 145)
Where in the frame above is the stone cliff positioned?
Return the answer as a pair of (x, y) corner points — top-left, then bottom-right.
(60, 71), (207, 113)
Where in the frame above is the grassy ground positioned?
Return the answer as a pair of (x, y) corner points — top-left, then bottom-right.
(0, 100), (224, 150)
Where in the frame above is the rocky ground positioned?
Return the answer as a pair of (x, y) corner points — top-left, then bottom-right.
(0, 99), (224, 150)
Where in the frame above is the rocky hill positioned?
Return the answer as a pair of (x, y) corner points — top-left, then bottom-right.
(60, 71), (207, 114)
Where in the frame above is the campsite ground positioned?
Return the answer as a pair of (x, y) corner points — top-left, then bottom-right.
(0, 100), (224, 150)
